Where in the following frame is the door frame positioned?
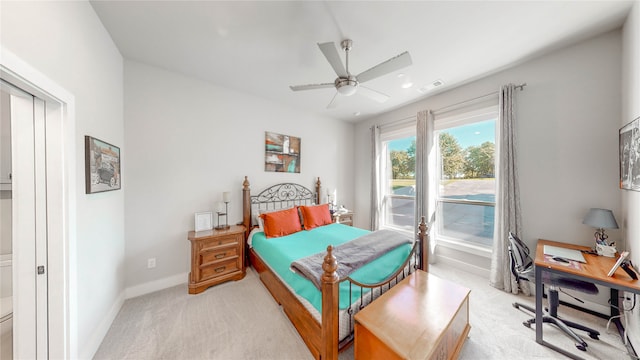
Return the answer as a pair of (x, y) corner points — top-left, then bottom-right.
(1, 46), (77, 359)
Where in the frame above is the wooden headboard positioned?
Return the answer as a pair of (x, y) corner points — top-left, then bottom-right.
(242, 176), (321, 232)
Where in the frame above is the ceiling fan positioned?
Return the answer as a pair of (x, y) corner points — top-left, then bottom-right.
(289, 39), (412, 108)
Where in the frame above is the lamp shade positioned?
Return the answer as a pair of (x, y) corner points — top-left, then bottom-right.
(582, 208), (619, 229)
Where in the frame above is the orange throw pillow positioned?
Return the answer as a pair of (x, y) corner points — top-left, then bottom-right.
(300, 204), (333, 230)
(260, 207), (302, 238)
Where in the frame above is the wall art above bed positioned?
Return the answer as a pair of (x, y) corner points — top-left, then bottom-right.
(620, 116), (639, 191)
(84, 135), (121, 194)
(265, 131), (300, 173)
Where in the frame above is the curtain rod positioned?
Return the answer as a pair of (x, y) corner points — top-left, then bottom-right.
(433, 83), (526, 115)
(374, 83), (526, 128)
(377, 115), (416, 129)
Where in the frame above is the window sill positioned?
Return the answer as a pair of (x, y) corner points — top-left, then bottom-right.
(434, 236), (493, 258)
(381, 225), (414, 237)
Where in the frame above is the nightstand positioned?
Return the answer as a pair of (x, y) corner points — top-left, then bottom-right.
(187, 224), (246, 294)
(333, 211), (354, 226)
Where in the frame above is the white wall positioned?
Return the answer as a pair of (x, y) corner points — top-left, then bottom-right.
(0, 1), (124, 358)
(355, 29), (623, 280)
(621, 1), (640, 348)
(123, 60), (355, 293)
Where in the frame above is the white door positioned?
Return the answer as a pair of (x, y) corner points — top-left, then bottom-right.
(2, 79), (49, 359)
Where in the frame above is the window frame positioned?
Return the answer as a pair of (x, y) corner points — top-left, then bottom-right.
(433, 106), (499, 254)
(378, 122), (416, 233)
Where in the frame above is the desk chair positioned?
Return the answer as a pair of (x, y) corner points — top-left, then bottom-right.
(508, 232), (600, 351)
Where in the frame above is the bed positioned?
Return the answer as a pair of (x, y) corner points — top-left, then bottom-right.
(241, 176), (429, 360)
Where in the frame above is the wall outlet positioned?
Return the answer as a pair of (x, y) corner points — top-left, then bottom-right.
(147, 258), (156, 269)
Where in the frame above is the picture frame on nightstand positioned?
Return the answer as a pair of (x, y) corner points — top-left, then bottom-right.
(194, 211), (213, 232)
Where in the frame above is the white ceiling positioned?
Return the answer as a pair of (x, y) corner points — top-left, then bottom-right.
(90, 1), (633, 122)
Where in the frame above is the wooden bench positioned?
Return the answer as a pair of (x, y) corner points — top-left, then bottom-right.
(354, 270), (471, 360)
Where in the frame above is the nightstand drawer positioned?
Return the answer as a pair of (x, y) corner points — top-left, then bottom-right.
(337, 214), (352, 223)
(199, 234), (239, 249)
(333, 212), (354, 226)
(200, 257), (240, 280)
(201, 244), (238, 264)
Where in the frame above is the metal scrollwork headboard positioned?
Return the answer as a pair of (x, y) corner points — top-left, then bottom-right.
(252, 183), (315, 206)
(242, 176), (321, 232)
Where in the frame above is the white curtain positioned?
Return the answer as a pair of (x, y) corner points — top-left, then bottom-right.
(370, 125), (381, 230)
(415, 110), (437, 264)
(490, 84), (523, 294)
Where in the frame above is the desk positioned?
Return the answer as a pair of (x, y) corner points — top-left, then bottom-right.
(535, 239), (640, 359)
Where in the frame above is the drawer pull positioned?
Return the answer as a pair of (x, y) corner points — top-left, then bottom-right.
(215, 253), (226, 259)
(215, 266), (226, 273)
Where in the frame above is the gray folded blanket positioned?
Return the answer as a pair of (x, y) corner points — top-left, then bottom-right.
(290, 229), (413, 289)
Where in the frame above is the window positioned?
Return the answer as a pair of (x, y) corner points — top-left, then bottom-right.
(379, 124), (416, 232)
(434, 106), (498, 249)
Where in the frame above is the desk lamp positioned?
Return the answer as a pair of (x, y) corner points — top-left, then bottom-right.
(582, 208), (618, 245)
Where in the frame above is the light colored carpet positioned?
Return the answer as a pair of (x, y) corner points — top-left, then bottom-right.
(94, 264), (633, 359)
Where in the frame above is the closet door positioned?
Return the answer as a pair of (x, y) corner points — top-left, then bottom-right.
(33, 95), (48, 358)
(6, 81), (48, 359)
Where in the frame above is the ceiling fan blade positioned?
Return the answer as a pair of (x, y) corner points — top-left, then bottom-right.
(289, 83), (334, 91)
(356, 51), (412, 83)
(358, 85), (390, 103)
(326, 92), (340, 109)
(318, 42), (348, 78)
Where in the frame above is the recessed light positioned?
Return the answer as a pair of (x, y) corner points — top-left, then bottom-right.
(397, 73), (405, 78)
(432, 79), (444, 87)
(401, 82), (414, 89)
(353, 111), (361, 116)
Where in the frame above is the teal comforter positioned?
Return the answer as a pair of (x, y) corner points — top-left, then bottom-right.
(252, 223), (412, 312)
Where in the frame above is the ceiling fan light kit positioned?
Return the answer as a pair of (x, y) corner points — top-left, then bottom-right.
(335, 76), (358, 96)
(290, 39), (412, 107)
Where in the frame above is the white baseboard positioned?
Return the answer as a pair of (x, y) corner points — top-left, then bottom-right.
(81, 291), (124, 360)
(434, 253), (491, 278)
(552, 286), (612, 316)
(82, 273), (189, 359)
(124, 272), (188, 299)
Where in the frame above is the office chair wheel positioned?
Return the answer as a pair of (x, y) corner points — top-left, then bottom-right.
(589, 333), (599, 340)
(522, 320), (532, 328)
(576, 343), (587, 351)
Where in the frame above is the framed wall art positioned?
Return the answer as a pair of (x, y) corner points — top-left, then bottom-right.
(265, 131), (300, 173)
(620, 116), (640, 191)
(85, 135), (121, 194)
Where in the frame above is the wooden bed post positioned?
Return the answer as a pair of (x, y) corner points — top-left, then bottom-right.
(242, 176), (251, 232)
(315, 177), (321, 205)
(321, 245), (339, 360)
(418, 216), (428, 272)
